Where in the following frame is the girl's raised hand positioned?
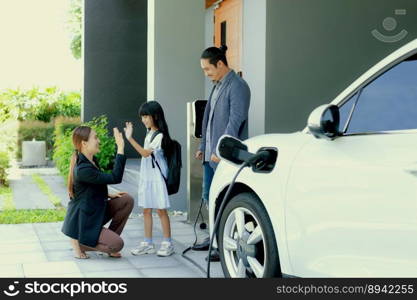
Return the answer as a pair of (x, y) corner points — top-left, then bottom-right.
(124, 122), (133, 140)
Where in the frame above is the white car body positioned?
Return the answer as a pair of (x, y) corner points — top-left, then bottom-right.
(209, 38), (417, 277)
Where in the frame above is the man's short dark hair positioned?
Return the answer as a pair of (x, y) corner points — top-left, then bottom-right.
(201, 45), (228, 67)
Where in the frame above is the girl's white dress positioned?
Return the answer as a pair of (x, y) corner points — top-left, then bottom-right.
(137, 130), (170, 209)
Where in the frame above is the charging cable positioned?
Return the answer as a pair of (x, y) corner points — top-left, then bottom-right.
(181, 197), (208, 274)
(207, 149), (271, 278)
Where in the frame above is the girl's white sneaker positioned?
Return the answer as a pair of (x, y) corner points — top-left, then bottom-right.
(157, 241), (174, 257)
(131, 242), (156, 255)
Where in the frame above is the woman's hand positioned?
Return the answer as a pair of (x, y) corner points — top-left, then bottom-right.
(124, 122), (133, 141)
(113, 128), (124, 154)
(109, 192), (128, 199)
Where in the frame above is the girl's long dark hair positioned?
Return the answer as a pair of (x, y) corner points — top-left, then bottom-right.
(139, 101), (173, 156)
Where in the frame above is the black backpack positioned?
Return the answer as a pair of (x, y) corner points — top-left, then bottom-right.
(150, 131), (182, 195)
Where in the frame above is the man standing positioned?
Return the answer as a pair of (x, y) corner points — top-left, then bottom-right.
(194, 45), (251, 261)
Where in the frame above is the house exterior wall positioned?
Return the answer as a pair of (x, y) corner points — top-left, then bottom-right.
(149, 0), (206, 211)
(84, 0), (148, 157)
(264, 0), (417, 133)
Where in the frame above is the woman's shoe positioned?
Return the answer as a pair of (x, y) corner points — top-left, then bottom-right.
(108, 252), (122, 258)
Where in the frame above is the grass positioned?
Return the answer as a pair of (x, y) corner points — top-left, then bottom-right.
(0, 179), (66, 224)
(0, 185), (14, 210)
(31, 173), (63, 208)
(0, 208), (66, 224)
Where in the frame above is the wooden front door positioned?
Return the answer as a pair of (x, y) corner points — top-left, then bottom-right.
(213, 0), (242, 73)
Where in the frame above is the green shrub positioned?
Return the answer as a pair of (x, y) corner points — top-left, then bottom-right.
(84, 115), (116, 172)
(0, 120), (18, 157)
(52, 125), (74, 181)
(17, 121), (55, 160)
(56, 92), (81, 118)
(52, 116), (81, 178)
(0, 94), (18, 123)
(53, 115), (116, 180)
(67, 0), (82, 60)
(0, 151), (10, 186)
(0, 87), (81, 123)
(54, 116), (81, 137)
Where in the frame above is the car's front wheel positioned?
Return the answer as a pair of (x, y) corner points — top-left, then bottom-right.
(218, 192), (281, 278)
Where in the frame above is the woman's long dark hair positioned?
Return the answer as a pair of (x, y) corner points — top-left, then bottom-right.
(68, 126), (92, 199)
(139, 101), (173, 156)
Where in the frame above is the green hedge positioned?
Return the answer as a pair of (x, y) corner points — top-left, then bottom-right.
(0, 151), (10, 186)
(0, 87), (81, 123)
(0, 120), (17, 186)
(17, 117), (81, 160)
(54, 116), (81, 137)
(0, 120), (18, 158)
(53, 115), (116, 180)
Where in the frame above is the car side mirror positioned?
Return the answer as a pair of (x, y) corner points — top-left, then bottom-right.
(217, 135), (249, 165)
(307, 104), (340, 140)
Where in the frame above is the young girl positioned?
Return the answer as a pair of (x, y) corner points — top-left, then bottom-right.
(124, 101), (174, 257)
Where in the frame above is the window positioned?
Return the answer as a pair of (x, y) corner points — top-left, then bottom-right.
(338, 92), (357, 133)
(221, 21), (227, 46)
(345, 53), (417, 134)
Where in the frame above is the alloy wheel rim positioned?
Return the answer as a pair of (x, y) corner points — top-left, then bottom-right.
(222, 207), (266, 278)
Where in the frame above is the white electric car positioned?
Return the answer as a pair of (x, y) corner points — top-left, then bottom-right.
(209, 38), (417, 278)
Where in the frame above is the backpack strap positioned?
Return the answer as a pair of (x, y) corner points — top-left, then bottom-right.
(151, 153), (167, 182)
(150, 130), (161, 143)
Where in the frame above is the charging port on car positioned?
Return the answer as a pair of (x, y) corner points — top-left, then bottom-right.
(252, 147), (278, 173)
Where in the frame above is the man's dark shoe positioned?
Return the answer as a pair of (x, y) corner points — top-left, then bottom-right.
(205, 249), (220, 262)
(192, 237), (210, 251)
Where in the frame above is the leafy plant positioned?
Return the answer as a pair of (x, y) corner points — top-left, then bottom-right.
(54, 116), (81, 137)
(0, 151), (10, 186)
(53, 115), (116, 180)
(53, 125), (75, 181)
(0, 87), (81, 123)
(0, 120), (18, 158)
(84, 115), (116, 171)
(67, 0), (82, 60)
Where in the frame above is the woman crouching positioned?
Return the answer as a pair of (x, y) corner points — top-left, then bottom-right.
(62, 126), (133, 259)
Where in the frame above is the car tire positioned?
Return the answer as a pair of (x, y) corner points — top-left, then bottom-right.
(218, 192), (281, 278)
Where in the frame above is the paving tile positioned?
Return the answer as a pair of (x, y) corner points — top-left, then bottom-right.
(75, 257), (134, 273)
(83, 269), (144, 278)
(44, 249), (75, 262)
(1, 209), (224, 278)
(32, 222), (66, 240)
(126, 253), (181, 269)
(40, 175), (70, 207)
(140, 266), (201, 278)
(40, 240), (73, 251)
(0, 224), (38, 243)
(10, 176), (54, 210)
(23, 261), (81, 277)
(179, 250), (224, 278)
(41, 273), (84, 278)
(0, 242), (43, 255)
(0, 252), (47, 265)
